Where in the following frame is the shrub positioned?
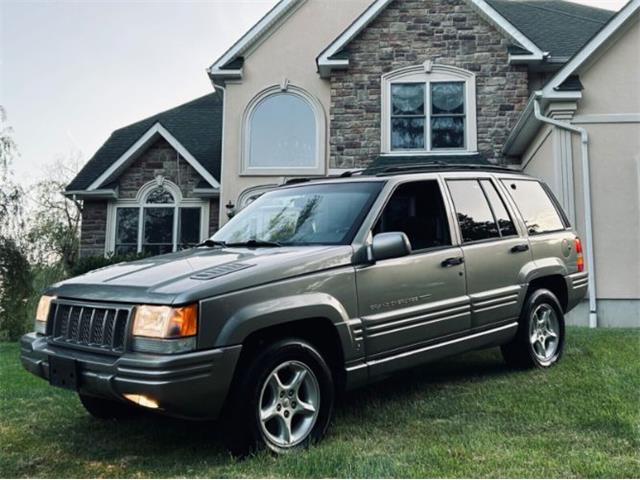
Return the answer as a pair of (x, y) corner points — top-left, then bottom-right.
(0, 237), (33, 340)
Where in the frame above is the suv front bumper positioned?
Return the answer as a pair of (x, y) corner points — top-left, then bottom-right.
(20, 333), (242, 419)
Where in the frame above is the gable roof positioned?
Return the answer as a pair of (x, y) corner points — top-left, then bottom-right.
(486, 0), (615, 60)
(207, 0), (305, 83)
(67, 92), (223, 192)
(503, 0), (640, 156)
(316, 0), (617, 77)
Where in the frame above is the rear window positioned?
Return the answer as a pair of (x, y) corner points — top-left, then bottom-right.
(501, 180), (566, 234)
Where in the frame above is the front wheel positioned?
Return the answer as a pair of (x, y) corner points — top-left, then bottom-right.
(223, 339), (335, 455)
(501, 289), (565, 369)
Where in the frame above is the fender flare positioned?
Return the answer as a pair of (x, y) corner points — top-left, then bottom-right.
(518, 258), (568, 286)
(214, 292), (358, 360)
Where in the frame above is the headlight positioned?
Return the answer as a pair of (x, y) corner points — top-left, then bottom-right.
(132, 304), (197, 339)
(34, 295), (55, 334)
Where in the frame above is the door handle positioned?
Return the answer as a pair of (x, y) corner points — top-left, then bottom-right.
(441, 256), (464, 267)
(511, 244), (530, 253)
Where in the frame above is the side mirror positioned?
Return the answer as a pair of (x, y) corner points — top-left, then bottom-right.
(369, 232), (412, 262)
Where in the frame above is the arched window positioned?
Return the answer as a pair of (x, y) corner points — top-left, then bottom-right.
(243, 84), (325, 175)
(110, 179), (208, 256)
(381, 62), (477, 154)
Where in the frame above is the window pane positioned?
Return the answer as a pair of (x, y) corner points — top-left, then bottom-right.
(431, 82), (464, 114)
(391, 118), (425, 150)
(373, 181), (451, 251)
(391, 84), (425, 115)
(143, 208), (174, 255)
(502, 180), (565, 234)
(146, 187), (174, 204)
(179, 207), (201, 249)
(447, 180), (500, 243)
(249, 93), (316, 169)
(480, 180), (517, 237)
(431, 116), (464, 149)
(115, 208), (139, 254)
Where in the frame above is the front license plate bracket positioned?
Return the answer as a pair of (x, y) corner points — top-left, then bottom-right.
(49, 356), (79, 390)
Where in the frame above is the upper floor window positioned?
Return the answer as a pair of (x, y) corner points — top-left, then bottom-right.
(243, 84), (325, 175)
(382, 63), (477, 154)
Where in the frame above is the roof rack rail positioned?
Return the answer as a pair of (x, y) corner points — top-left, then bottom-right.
(283, 178), (312, 185)
(372, 162), (519, 176)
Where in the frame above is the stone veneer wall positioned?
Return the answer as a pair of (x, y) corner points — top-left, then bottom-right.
(329, 0), (530, 168)
(79, 138), (220, 257)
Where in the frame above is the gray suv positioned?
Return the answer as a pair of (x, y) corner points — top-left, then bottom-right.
(21, 166), (587, 453)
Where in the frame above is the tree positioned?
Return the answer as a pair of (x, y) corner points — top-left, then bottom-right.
(0, 106), (32, 340)
(26, 150), (83, 272)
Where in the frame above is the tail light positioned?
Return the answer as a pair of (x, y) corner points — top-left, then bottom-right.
(575, 238), (584, 272)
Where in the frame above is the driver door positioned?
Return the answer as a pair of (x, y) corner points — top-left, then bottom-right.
(356, 180), (469, 359)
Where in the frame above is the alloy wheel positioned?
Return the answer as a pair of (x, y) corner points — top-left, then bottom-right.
(258, 360), (320, 448)
(529, 303), (560, 362)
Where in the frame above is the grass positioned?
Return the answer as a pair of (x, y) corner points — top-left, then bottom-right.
(1, 327), (638, 478)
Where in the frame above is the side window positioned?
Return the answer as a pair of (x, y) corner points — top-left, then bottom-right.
(447, 180), (500, 242)
(501, 180), (565, 234)
(373, 180), (451, 251)
(479, 180), (517, 237)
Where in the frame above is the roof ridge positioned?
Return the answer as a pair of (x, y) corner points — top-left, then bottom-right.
(112, 92), (220, 134)
(507, 1), (612, 23)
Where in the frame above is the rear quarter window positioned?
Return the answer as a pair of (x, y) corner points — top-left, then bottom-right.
(501, 179), (566, 235)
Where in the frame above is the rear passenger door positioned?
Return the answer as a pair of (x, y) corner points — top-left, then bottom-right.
(445, 177), (531, 329)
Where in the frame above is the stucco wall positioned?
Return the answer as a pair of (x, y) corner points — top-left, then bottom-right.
(329, 0), (530, 169)
(218, 0), (370, 225)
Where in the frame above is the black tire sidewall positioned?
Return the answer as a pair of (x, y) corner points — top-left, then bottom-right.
(521, 289), (565, 368)
(242, 339), (335, 454)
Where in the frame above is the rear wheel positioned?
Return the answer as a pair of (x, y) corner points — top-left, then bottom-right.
(223, 338), (335, 455)
(501, 288), (565, 369)
(78, 394), (138, 419)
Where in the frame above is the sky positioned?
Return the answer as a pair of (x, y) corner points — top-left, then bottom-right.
(0, 0), (628, 186)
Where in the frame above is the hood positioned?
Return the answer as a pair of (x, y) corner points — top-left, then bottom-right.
(48, 245), (354, 305)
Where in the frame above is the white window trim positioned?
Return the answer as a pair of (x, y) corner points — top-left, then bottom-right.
(241, 84), (326, 176)
(381, 63), (478, 156)
(105, 179), (210, 256)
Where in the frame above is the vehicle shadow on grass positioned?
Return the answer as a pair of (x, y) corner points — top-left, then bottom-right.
(49, 348), (513, 467)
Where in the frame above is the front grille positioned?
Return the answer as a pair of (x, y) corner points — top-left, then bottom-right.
(50, 301), (132, 353)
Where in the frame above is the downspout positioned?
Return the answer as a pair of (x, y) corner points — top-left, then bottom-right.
(533, 94), (597, 328)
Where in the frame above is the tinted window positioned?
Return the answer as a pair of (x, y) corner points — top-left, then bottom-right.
(447, 180), (500, 242)
(374, 181), (451, 251)
(479, 180), (517, 237)
(502, 180), (565, 234)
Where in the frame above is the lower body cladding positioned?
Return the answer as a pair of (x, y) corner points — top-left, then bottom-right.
(20, 333), (242, 419)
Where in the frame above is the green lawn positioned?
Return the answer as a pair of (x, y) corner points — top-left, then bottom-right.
(1, 328), (638, 478)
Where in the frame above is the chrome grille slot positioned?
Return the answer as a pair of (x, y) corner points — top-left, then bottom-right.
(50, 301), (132, 354)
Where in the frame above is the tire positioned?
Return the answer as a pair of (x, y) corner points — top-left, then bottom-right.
(78, 394), (139, 420)
(222, 338), (335, 455)
(501, 288), (565, 369)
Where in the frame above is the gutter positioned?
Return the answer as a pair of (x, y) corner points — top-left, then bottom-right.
(533, 94), (597, 328)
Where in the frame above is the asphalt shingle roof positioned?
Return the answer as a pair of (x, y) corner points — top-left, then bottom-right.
(487, 0), (615, 58)
(67, 92), (223, 191)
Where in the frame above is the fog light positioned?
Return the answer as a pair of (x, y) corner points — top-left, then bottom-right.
(124, 394), (159, 409)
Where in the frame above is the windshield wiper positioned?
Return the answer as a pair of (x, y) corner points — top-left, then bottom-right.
(225, 239), (282, 248)
(197, 239), (227, 248)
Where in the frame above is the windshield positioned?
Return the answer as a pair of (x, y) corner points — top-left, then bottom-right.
(212, 182), (384, 246)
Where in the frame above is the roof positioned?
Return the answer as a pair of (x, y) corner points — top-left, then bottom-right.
(486, 0), (615, 59)
(363, 154), (491, 173)
(504, 0), (639, 156)
(67, 92), (223, 191)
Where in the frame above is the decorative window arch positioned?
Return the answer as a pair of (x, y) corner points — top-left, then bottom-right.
(242, 83), (326, 175)
(381, 62), (477, 155)
(106, 177), (209, 256)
